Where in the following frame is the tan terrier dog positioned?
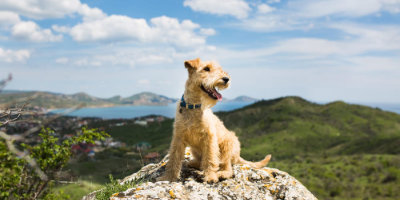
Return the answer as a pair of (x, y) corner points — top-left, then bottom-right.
(158, 58), (271, 183)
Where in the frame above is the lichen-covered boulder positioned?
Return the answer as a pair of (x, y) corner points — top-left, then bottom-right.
(84, 148), (317, 200)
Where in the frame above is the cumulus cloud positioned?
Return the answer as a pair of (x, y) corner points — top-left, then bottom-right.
(52, 25), (71, 33)
(1, 0), (214, 47)
(77, 3), (106, 21)
(0, 0), (104, 20)
(257, 4), (275, 14)
(69, 15), (214, 48)
(0, 0), (105, 42)
(183, 0), (251, 19)
(0, 47), (30, 63)
(0, 11), (20, 27)
(11, 21), (62, 42)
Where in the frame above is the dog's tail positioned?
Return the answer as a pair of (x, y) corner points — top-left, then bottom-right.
(237, 154), (271, 168)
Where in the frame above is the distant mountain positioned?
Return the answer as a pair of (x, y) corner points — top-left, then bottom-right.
(0, 91), (112, 109)
(228, 95), (258, 102)
(119, 92), (176, 106)
(0, 90), (259, 109)
(106, 95), (123, 104)
(0, 91), (177, 109)
(1, 90), (34, 94)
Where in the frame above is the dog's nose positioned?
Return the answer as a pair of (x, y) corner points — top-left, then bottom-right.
(222, 77), (230, 84)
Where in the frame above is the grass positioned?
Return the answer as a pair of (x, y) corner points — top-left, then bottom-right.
(270, 154), (400, 200)
(95, 175), (143, 200)
(54, 181), (103, 200)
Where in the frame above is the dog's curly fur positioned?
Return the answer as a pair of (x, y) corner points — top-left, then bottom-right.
(158, 58), (271, 183)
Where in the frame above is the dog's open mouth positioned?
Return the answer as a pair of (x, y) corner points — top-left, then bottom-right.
(201, 85), (222, 101)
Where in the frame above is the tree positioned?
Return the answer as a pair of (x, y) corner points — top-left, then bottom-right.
(0, 74), (109, 199)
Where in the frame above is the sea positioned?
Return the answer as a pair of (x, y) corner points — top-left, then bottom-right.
(49, 101), (400, 119)
(49, 101), (253, 119)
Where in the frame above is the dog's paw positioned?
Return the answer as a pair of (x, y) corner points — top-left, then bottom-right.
(204, 172), (218, 183)
(217, 170), (233, 179)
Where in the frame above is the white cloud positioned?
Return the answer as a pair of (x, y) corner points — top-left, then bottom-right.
(52, 25), (70, 33)
(237, 13), (300, 32)
(200, 28), (216, 36)
(55, 57), (69, 64)
(293, 0), (400, 18)
(0, 0), (105, 20)
(268, 0), (281, 3)
(11, 21), (62, 42)
(0, 47), (30, 63)
(329, 23), (400, 52)
(0, 11), (20, 27)
(233, 24), (400, 58)
(183, 0), (251, 19)
(257, 4), (275, 14)
(236, 0), (400, 33)
(69, 15), (213, 48)
(73, 58), (102, 67)
(68, 47), (177, 68)
(77, 3), (106, 21)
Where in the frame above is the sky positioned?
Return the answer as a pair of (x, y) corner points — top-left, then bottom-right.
(0, 0), (400, 103)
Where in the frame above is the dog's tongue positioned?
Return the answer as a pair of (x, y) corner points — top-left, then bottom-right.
(212, 89), (222, 101)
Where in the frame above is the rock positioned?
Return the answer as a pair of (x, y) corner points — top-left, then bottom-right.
(84, 148), (317, 200)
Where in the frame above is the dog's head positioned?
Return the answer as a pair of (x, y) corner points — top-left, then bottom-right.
(184, 58), (230, 103)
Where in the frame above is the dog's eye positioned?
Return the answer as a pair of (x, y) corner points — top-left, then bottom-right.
(203, 67), (210, 72)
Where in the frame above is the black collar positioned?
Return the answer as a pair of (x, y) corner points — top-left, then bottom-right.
(180, 95), (201, 109)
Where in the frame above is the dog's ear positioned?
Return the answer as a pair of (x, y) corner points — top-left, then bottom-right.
(184, 58), (200, 70)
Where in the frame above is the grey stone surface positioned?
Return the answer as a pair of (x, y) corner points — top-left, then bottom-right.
(84, 148), (317, 200)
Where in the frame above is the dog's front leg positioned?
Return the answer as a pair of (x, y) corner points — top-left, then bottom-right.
(201, 132), (220, 183)
(158, 136), (185, 182)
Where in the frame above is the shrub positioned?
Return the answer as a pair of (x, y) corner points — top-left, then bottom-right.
(0, 127), (109, 199)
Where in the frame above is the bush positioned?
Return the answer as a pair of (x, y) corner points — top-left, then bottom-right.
(0, 127), (109, 199)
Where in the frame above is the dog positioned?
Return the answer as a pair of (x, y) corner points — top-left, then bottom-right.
(158, 58), (271, 183)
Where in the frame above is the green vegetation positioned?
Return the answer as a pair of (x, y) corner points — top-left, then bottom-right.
(53, 181), (102, 200)
(270, 154), (400, 199)
(56, 96), (400, 199)
(216, 96), (400, 199)
(95, 175), (142, 200)
(0, 127), (108, 199)
(90, 118), (173, 152)
(65, 148), (143, 183)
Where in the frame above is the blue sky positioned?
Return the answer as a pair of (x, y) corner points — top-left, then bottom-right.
(1, 0), (400, 103)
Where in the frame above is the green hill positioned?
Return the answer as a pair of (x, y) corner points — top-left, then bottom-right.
(65, 96), (400, 199)
(216, 96), (400, 199)
(217, 96), (400, 160)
